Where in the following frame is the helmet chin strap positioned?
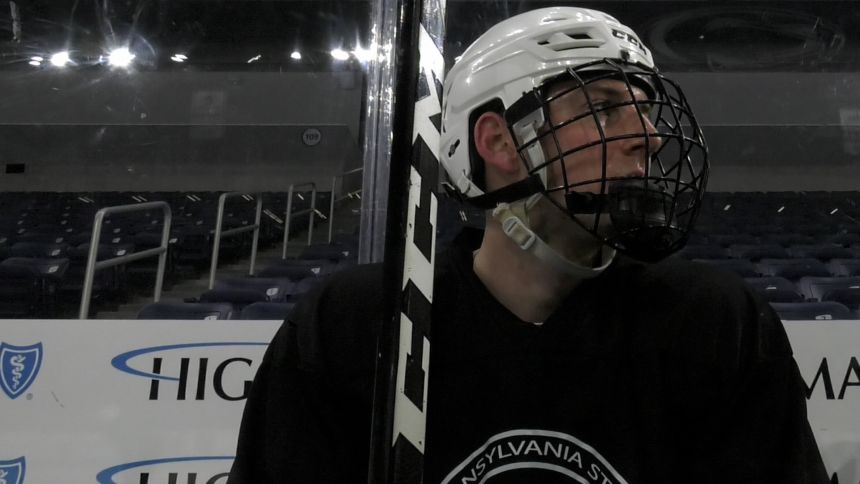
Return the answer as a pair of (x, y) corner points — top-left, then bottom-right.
(491, 194), (616, 279)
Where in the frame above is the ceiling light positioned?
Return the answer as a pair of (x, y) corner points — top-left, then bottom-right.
(108, 48), (135, 67)
(351, 45), (374, 63)
(50, 51), (70, 67)
(330, 48), (349, 61)
(290, 51), (302, 60)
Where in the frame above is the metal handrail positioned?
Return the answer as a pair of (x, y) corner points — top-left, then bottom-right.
(209, 192), (264, 289)
(79, 201), (172, 319)
(282, 182), (317, 259)
(328, 167), (364, 243)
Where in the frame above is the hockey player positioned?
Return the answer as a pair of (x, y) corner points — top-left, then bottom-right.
(228, 7), (828, 483)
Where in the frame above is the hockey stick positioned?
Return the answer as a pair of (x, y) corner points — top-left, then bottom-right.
(368, 0), (446, 482)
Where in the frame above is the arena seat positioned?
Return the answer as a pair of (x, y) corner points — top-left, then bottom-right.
(0, 264), (40, 317)
(759, 233), (816, 247)
(757, 258), (832, 280)
(137, 302), (235, 320)
(199, 277), (294, 309)
(677, 244), (729, 260)
(10, 241), (69, 258)
(240, 302), (296, 320)
(788, 244), (854, 261)
(0, 257), (70, 316)
(828, 259), (860, 277)
(729, 244), (789, 261)
(285, 276), (326, 302)
(797, 276), (860, 302)
(199, 288), (269, 308)
(17, 229), (68, 244)
(770, 301), (854, 320)
(828, 233), (860, 247)
(299, 243), (355, 262)
(821, 288), (860, 315)
(61, 243), (133, 302)
(694, 259), (759, 278)
(259, 257), (338, 278)
(1, 256), (70, 281)
(744, 277), (804, 303)
(709, 234), (758, 248)
(257, 263), (324, 281)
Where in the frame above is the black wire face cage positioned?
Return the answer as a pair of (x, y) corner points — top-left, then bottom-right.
(504, 59), (709, 262)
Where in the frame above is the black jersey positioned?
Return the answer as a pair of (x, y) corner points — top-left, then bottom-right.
(228, 228), (828, 484)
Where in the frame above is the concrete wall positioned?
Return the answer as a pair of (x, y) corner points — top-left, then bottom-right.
(0, 70), (364, 191)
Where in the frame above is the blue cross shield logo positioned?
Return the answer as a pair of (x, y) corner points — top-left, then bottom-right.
(0, 343), (43, 400)
(0, 457), (25, 484)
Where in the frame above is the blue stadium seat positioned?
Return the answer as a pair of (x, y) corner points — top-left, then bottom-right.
(0, 257), (69, 316)
(200, 277), (294, 309)
(286, 276), (326, 301)
(788, 244), (854, 261)
(61, 244), (132, 302)
(257, 259), (336, 280)
(759, 233), (815, 248)
(770, 301), (854, 320)
(797, 276), (860, 302)
(828, 233), (860, 247)
(729, 244), (789, 261)
(709, 234), (758, 248)
(694, 259), (759, 278)
(837, 223), (860, 235)
(1, 257), (70, 280)
(199, 288), (268, 307)
(240, 302), (296, 320)
(0, 264), (40, 317)
(300, 243), (354, 262)
(757, 258), (832, 280)
(17, 231), (67, 244)
(744, 277), (803, 303)
(137, 302), (235, 320)
(828, 259), (860, 277)
(677, 244), (729, 260)
(10, 241), (69, 258)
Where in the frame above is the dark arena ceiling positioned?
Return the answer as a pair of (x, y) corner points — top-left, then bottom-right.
(0, 0), (857, 72)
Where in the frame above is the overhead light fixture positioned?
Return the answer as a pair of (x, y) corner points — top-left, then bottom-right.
(330, 48), (349, 61)
(28, 60), (41, 67)
(290, 51), (302, 60)
(30, 56), (44, 62)
(50, 51), (71, 67)
(247, 54), (262, 63)
(108, 47), (135, 67)
(170, 53), (187, 63)
(351, 45), (374, 63)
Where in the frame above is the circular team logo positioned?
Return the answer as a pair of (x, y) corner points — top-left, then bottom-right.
(441, 429), (628, 484)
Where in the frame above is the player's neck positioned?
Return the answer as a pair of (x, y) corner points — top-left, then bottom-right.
(473, 222), (585, 324)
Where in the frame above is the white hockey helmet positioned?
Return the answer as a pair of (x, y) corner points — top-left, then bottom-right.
(440, 6), (708, 262)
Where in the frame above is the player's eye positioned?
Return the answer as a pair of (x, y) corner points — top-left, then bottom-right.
(592, 101), (620, 125)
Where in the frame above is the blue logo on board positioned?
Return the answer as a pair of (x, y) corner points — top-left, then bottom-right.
(0, 456), (26, 484)
(96, 456), (233, 484)
(0, 343), (43, 399)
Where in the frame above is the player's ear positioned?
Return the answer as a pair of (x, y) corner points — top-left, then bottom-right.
(473, 111), (522, 179)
